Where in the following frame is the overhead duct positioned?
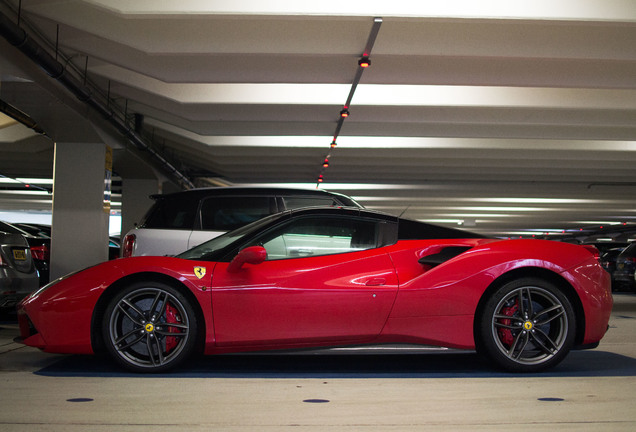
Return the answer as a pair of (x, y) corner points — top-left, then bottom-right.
(0, 9), (195, 190)
(0, 97), (46, 135)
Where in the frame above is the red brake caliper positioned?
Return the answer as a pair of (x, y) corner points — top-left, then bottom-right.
(498, 301), (518, 347)
(165, 304), (179, 352)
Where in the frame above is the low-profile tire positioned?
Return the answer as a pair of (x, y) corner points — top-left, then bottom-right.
(101, 281), (198, 373)
(476, 277), (576, 373)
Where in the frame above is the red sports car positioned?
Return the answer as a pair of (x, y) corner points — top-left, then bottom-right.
(17, 207), (612, 373)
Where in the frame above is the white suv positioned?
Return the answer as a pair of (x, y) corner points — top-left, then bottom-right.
(122, 187), (362, 257)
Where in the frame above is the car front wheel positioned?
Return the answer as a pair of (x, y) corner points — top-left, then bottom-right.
(102, 281), (198, 373)
(477, 278), (576, 372)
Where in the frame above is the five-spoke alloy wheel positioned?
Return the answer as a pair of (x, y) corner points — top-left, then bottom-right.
(477, 278), (576, 372)
(102, 282), (198, 373)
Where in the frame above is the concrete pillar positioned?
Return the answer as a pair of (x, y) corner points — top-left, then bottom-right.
(50, 142), (110, 279)
(120, 178), (159, 237)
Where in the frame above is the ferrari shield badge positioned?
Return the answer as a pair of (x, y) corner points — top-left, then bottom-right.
(194, 267), (206, 279)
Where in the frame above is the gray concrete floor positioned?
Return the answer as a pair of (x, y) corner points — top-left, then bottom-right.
(1, 293), (635, 431)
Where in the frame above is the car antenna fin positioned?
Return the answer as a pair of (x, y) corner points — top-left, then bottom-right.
(399, 206), (411, 218)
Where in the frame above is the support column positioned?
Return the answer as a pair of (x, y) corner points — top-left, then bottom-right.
(120, 178), (159, 237)
(50, 142), (110, 280)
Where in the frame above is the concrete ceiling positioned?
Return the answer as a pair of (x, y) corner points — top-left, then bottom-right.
(1, 0), (636, 238)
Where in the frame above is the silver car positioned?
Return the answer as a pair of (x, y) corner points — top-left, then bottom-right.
(0, 232), (39, 312)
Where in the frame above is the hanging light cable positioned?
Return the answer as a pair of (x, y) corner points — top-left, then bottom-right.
(316, 17), (383, 188)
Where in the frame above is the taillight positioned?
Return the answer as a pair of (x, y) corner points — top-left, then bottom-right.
(582, 245), (600, 260)
(30, 244), (50, 261)
(123, 234), (136, 258)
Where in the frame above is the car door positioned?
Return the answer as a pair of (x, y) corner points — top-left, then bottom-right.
(210, 215), (399, 347)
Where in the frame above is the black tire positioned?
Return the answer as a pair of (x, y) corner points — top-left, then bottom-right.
(101, 281), (198, 373)
(476, 278), (576, 373)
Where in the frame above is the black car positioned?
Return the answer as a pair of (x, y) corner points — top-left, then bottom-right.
(601, 247), (624, 273)
(600, 247), (626, 291)
(612, 242), (636, 292)
(584, 241), (630, 255)
(12, 223), (51, 238)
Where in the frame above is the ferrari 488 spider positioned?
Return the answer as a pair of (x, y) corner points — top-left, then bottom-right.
(18, 207), (612, 373)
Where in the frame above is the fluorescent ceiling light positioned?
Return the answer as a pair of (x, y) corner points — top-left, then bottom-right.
(353, 86), (636, 110)
(420, 219), (465, 224)
(471, 197), (606, 204)
(0, 178), (21, 185)
(16, 178), (54, 185)
(96, 66), (636, 109)
(89, 0), (636, 22)
(443, 213), (515, 218)
(0, 199), (53, 204)
(574, 221), (625, 225)
(0, 177), (54, 185)
(238, 182), (444, 191)
(499, 231), (551, 236)
(442, 206), (553, 212)
(519, 228), (573, 233)
(147, 119), (636, 151)
(347, 196), (630, 206)
(0, 190), (51, 196)
(147, 120), (636, 152)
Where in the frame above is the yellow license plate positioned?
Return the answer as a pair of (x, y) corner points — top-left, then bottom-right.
(13, 249), (27, 261)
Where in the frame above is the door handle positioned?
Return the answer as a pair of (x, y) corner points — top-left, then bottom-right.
(365, 277), (386, 286)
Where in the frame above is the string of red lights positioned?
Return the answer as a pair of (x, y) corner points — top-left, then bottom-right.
(316, 17), (383, 188)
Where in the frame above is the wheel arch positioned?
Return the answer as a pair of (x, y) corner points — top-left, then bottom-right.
(90, 272), (207, 355)
(473, 267), (586, 349)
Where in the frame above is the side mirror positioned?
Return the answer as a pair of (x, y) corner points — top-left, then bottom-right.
(227, 246), (267, 273)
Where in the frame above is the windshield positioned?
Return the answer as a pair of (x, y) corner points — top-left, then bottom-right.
(177, 212), (285, 261)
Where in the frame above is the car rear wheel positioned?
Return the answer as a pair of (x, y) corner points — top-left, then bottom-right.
(477, 278), (576, 372)
(102, 281), (198, 373)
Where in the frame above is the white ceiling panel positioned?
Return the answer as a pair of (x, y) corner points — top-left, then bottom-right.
(1, 0), (635, 239)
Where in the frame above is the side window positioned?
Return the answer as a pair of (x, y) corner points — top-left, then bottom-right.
(143, 197), (198, 229)
(281, 196), (338, 210)
(199, 196), (274, 231)
(250, 216), (379, 260)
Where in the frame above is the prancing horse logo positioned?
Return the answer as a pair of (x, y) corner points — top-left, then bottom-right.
(194, 267), (206, 279)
